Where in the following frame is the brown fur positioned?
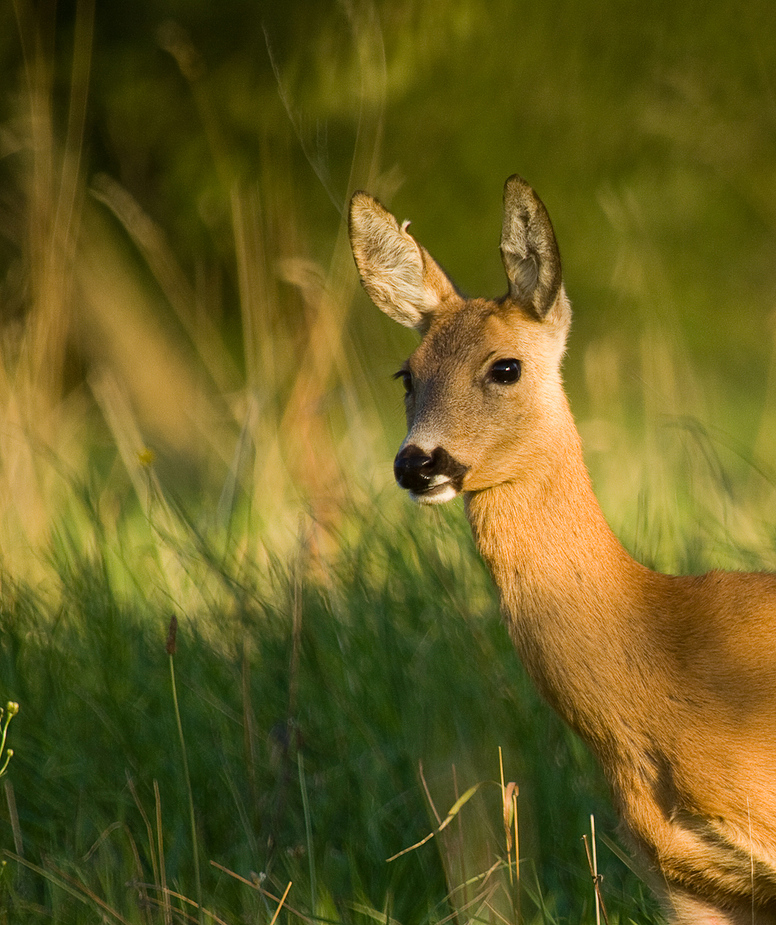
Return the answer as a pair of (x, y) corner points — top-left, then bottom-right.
(349, 176), (776, 924)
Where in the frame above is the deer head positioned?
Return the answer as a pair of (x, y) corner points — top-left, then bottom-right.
(349, 175), (573, 503)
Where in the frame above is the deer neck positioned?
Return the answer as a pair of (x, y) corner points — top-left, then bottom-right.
(463, 399), (653, 747)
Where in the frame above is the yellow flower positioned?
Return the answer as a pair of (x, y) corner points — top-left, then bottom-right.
(137, 448), (156, 468)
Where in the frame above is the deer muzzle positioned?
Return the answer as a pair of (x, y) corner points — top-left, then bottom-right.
(393, 445), (469, 504)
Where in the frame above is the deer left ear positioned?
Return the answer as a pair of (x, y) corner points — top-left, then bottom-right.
(349, 192), (457, 332)
(500, 175), (563, 320)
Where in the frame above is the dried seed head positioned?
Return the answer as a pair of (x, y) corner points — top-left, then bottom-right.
(166, 615), (178, 655)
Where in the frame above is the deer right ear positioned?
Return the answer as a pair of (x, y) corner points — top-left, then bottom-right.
(348, 192), (456, 332)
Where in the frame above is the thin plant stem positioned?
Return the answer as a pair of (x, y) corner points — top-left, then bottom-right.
(297, 751), (316, 915)
(153, 781), (172, 925)
(583, 815), (610, 925)
(167, 617), (204, 925)
(499, 747), (520, 925)
(0, 703), (19, 779)
(269, 880), (293, 925)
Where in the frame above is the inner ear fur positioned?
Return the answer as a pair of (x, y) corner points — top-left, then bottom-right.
(349, 191), (457, 331)
(500, 175), (563, 320)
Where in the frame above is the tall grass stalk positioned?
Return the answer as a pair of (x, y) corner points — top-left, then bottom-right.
(583, 816), (609, 925)
(0, 703), (19, 780)
(166, 616), (204, 925)
(269, 880), (293, 925)
(297, 752), (316, 917)
(499, 746), (520, 925)
(154, 782), (173, 925)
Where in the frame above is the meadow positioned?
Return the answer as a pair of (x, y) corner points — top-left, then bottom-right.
(2, 0), (776, 921)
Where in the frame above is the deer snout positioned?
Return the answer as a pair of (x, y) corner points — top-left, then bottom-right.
(393, 445), (468, 505)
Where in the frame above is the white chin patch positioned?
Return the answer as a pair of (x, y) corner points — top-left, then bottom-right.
(410, 481), (459, 505)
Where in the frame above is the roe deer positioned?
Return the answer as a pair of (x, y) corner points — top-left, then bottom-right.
(348, 175), (776, 925)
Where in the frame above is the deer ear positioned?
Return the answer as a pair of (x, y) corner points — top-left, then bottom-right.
(349, 192), (457, 331)
(500, 175), (563, 320)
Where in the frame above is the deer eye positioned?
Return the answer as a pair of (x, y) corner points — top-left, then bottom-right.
(490, 358), (522, 384)
(393, 368), (413, 394)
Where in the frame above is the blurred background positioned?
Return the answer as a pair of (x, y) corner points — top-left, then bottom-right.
(2, 0), (776, 573)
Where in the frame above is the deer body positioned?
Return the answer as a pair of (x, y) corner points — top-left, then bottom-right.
(468, 446), (776, 919)
(349, 176), (776, 924)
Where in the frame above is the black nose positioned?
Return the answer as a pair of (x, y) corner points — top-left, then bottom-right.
(394, 446), (436, 492)
(393, 444), (468, 495)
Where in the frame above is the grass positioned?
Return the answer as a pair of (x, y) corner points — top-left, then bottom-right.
(1, 434), (773, 924)
(2, 0), (776, 922)
(0, 480), (666, 924)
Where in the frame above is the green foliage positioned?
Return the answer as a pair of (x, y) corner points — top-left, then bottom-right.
(0, 488), (664, 923)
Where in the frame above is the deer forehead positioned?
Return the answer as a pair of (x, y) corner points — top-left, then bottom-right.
(408, 299), (559, 378)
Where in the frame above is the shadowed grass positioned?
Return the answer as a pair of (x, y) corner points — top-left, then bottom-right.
(0, 475), (670, 924)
